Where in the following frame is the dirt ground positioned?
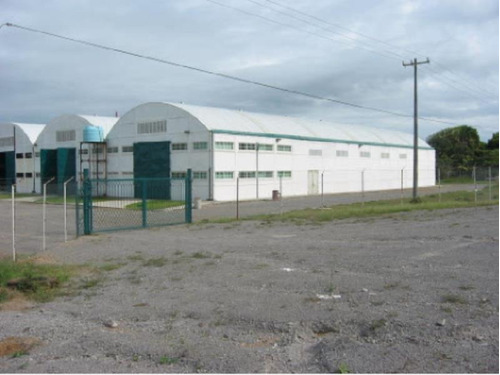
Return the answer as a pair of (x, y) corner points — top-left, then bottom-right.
(0, 204), (498, 373)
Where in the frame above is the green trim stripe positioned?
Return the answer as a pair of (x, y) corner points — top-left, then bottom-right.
(211, 129), (434, 150)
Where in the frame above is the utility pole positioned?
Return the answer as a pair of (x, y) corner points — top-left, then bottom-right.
(403, 57), (429, 201)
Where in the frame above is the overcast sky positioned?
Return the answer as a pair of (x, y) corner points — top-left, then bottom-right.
(1, 0), (498, 141)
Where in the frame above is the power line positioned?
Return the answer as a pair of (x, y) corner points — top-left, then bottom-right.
(206, 0), (403, 62)
(251, 0), (498, 101)
(2, 22), (458, 126)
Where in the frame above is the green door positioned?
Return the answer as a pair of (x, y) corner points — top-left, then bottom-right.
(57, 148), (76, 195)
(40, 149), (58, 195)
(133, 141), (171, 199)
(0, 151), (15, 191)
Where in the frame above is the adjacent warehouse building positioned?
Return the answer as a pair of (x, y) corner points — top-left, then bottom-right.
(0, 122), (45, 193)
(35, 114), (119, 194)
(106, 102), (435, 201)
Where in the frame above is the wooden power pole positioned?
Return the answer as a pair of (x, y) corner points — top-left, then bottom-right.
(403, 57), (430, 201)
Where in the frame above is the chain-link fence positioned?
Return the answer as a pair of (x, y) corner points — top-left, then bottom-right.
(211, 166), (499, 221)
(76, 173), (193, 235)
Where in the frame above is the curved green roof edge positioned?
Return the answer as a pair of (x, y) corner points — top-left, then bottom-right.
(211, 129), (434, 151)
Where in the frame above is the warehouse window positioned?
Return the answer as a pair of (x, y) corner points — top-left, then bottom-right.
(16, 173), (24, 178)
(277, 145), (292, 152)
(381, 153), (390, 159)
(35, 152), (40, 158)
(239, 143), (256, 151)
(193, 142), (208, 150)
(360, 151), (371, 158)
(56, 130), (76, 142)
(277, 171), (292, 178)
(258, 171), (273, 178)
(399, 154), (407, 159)
(25, 172), (33, 178)
(215, 142), (234, 150)
(215, 171), (234, 179)
(79, 149), (89, 155)
(309, 149), (322, 156)
(0, 137), (14, 147)
(172, 143), (188, 151)
(122, 146), (133, 153)
(239, 171), (256, 178)
(107, 147), (119, 153)
(336, 150), (348, 157)
(258, 144), (273, 151)
(137, 120), (167, 134)
(172, 172), (187, 179)
(25, 152), (32, 159)
(16, 153), (23, 159)
(193, 171), (207, 179)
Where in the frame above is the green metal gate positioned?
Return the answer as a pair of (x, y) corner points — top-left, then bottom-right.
(133, 141), (171, 199)
(0, 151), (15, 191)
(40, 149), (58, 195)
(76, 169), (192, 235)
(57, 148), (76, 195)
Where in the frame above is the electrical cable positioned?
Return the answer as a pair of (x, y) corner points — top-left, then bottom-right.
(2, 22), (458, 126)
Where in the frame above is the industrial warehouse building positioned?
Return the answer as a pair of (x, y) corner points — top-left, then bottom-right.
(0, 122), (45, 193)
(35, 114), (119, 194)
(105, 102), (436, 201)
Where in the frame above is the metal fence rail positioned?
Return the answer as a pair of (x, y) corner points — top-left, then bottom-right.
(77, 170), (192, 235)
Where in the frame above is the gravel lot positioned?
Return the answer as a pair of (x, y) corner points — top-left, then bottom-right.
(0, 203), (498, 373)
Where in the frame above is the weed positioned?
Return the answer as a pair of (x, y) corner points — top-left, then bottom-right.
(370, 300), (385, 306)
(338, 362), (350, 374)
(324, 283), (336, 294)
(191, 252), (211, 259)
(99, 263), (125, 272)
(441, 306), (453, 314)
(142, 257), (168, 267)
(169, 276), (183, 282)
(132, 354), (139, 362)
(458, 285), (475, 291)
(0, 288), (8, 303)
(441, 294), (467, 305)
(159, 356), (179, 365)
(127, 254), (145, 261)
(11, 350), (28, 358)
(304, 296), (322, 303)
(384, 281), (400, 289)
(369, 319), (387, 331)
(173, 250), (183, 256)
(204, 260), (216, 266)
(80, 277), (102, 289)
(253, 263), (269, 269)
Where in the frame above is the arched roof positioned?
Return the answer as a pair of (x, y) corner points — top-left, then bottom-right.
(165, 102), (432, 149)
(12, 123), (46, 144)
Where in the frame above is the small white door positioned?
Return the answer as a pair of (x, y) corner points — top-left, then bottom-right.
(308, 170), (319, 195)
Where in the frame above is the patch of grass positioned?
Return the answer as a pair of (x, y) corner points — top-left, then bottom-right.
(80, 277), (103, 289)
(441, 306), (453, 314)
(0, 258), (77, 303)
(127, 254), (145, 261)
(125, 200), (184, 211)
(253, 263), (269, 269)
(142, 257), (168, 267)
(159, 356), (179, 365)
(173, 250), (183, 256)
(441, 294), (468, 305)
(338, 362), (350, 374)
(384, 281), (400, 289)
(11, 350), (28, 358)
(99, 263), (125, 272)
(244, 184), (499, 224)
(324, 283), (336, 294)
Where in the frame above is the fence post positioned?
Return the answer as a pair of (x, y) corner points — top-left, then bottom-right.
(321, 171), (325, 207)
(43, 177), (55, 251)
(473, 166), (477, 204)
(361, 169), (365, 206)
(185, 169), (192, 224)
(437, 168), (441, 203)
(400, 168), (404, 205)
(236, 177), (240, 220)
(142, 179), (148, 228)
(11, 184), (15, 262)
(83, 169), (92, 235)
(488, 166), (492, 201)
(63, 176), (74, 242)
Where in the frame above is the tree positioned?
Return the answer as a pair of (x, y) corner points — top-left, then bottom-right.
(427, 125), (482, 174)
(487, 132), (499, 150)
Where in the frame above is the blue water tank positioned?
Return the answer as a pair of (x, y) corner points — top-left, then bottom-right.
(83, 126), (104, 142)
